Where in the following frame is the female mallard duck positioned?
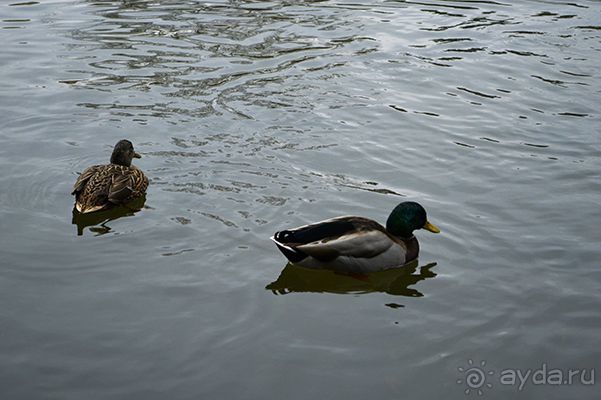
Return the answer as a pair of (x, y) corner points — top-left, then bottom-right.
(72, 140), (148, 214)
(271, 202), (440, 273)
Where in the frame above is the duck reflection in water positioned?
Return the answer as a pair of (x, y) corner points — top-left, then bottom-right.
(266, 260), (437, 296)
(72, 195), (146, 236)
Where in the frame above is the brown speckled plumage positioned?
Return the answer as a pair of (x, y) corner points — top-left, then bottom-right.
(72, 140), (148, 214)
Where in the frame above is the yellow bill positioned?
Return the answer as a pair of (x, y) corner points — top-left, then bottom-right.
(423, 221), (440, 233)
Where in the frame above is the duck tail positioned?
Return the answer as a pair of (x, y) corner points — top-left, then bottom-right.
(74, 201), (106, 214)
(270, 233), (307, 263)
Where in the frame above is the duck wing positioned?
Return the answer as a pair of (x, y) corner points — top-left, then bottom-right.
(273, 216), (395, 261)
(107, 167), (148, 204)
(71, 165), (102, 195)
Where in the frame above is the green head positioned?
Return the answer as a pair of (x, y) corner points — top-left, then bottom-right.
(110, 139), (141, 166)
(385, 201), (440, 238)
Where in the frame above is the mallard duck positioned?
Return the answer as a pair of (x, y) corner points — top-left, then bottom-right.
(271, 201), (440, 273)
(72, 140), (148, 214)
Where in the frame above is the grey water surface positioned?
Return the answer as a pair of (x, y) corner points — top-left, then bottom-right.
(1, 0), (600, 399)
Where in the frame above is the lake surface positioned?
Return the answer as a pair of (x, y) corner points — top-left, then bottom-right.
(1, 0), (600, 399)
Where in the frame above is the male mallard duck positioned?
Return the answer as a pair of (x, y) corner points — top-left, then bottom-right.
(271, 201), (440, 273)
(72, 139), (148, 214)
